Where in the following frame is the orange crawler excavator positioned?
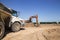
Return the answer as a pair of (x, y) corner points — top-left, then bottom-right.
(25, 15), (38, 27)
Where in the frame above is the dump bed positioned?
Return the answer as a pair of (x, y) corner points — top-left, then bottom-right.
(0, 9), (11, 20)
(0, 3), (11, 23)
(0, 9), (11, 28)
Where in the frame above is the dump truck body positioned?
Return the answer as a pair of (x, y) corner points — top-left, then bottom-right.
(0, 9), (11, 24)
(0, 3), (25, 39)
(0, 9), (11, 39)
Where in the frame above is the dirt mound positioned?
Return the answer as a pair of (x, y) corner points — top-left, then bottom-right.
(24, 23), (34, 27)
(2, 24), (60, 40)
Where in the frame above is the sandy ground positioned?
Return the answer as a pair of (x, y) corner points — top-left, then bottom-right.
(2, 24), (60, 40)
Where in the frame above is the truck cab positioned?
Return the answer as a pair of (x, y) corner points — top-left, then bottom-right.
(9, 8), (25, 31)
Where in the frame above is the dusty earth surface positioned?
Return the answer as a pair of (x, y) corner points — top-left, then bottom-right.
(2, 24), (60, 40)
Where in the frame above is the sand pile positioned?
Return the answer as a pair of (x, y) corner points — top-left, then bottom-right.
(2, 26), (60, 40)
(24, 23), (34, 27)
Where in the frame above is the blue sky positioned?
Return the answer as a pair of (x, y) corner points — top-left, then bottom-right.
(0, 0), (60, 22)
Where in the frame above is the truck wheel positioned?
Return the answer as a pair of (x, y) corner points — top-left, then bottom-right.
(0, 22), (5, 39)
(11, 22), (21, 32)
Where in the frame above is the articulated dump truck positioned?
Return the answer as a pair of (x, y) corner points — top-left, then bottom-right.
(0, 3), (25, 39)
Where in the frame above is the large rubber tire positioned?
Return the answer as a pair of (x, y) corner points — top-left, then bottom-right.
(0, 22), (5, 39)
(11, 22), (21, 32)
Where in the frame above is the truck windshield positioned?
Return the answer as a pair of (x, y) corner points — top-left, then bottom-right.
(11, 10), (18, 17)
(12, 13), (17, 17)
